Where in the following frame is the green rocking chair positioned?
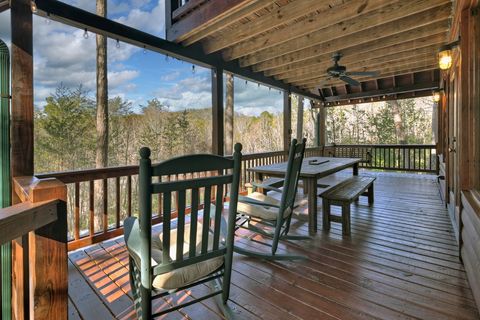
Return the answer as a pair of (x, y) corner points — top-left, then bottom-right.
(235, 138), (308, 260)
(124, 144), (242, 319)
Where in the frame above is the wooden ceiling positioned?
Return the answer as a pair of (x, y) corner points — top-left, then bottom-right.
(167, 0), (453, 96)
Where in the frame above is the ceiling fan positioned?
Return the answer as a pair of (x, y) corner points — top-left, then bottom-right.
(324, 53), (379, 86)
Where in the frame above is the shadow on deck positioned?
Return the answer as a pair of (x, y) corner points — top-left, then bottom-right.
(67, 171), (480, 320)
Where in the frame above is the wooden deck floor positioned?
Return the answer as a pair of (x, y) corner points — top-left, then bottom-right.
(67, 171), (480, 320)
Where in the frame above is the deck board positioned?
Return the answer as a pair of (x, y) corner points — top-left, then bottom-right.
(68, 171), (480, 319)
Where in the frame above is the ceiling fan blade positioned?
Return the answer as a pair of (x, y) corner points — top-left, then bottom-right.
(339, 75), (360, 86)
(345, 71), (379, 77)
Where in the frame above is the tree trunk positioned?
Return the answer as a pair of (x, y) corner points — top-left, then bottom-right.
(225, 73), (234, 155)
(391, 100), (408, 168)
(391, 100), (405, 144)
(95, 0), (108, 231)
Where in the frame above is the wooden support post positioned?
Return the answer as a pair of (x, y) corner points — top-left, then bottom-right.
(13, 177), (68, 320)
(212, 67), (224, 155)
(283, 89), (292, 153)
(296, 96), (304, 140)
(318, 102), (326, 147)
(11, 0), (33, 179)
(11, 1), (34, 318)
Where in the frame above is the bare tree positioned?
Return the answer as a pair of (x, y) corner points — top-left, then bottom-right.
(391, 100), (405, 144)
(95, 0), (108, 231)
(225, 73), (234, 155)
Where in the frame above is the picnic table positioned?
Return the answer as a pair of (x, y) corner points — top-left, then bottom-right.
(248, 157), (361, 234)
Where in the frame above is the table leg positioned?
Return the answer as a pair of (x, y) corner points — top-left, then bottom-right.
(254, 172), (264, 194)
(306, 178), (318, 234)
(353, 163), (359, 176)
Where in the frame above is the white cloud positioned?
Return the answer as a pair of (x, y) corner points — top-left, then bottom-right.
(160, 70), (181, 82)
(108, 70), (139, 88)
(114, 1), (165, 36)
(154, 74), (212, 110)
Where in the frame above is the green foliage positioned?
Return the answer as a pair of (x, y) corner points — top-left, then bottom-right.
(35, 85), (96, 172)
(326, 98), (434, 145)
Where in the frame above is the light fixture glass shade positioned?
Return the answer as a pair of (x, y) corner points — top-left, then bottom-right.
(438, 49), (452, 70)
(433, 91), (441, 102)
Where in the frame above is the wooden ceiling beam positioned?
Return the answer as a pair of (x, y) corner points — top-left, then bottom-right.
(167, 0), (259, 42)
(203, 0), (389, 55)
(301, 63), (438, 92)
(298, 57), (437, 87)
(239, 2), (450, 68)
(179, 0), (273, 45)
(282, 47), (438, 83)
(323, 81), (439, 102)
(198, 0), (346, 52)
(263, 27), (447, 77)
(226, 0), (450, 62)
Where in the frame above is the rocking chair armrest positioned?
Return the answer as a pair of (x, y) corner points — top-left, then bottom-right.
(250, 181), (283, 193)
(238, 195), (280, 208)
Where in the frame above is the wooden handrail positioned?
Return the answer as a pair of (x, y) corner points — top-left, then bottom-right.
(331, 143), (436, 148)
(0, 199), (59, 245)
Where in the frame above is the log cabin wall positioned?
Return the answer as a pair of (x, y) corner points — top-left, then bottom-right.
(442, 0), (480, 311)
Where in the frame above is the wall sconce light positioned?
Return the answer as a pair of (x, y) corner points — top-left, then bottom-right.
(432, 89), (444, 102)
(438, 40), (460, 70)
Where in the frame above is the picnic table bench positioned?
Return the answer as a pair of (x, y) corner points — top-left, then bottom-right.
(321, 176), (376, 235)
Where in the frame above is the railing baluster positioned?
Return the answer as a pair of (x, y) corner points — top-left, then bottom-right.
(115, 177), (120, 229)
(89, 180), (94, 236)
(127, 175), (132, 217)
(74, 182), (80, 240)
(103, 178), (108, 232)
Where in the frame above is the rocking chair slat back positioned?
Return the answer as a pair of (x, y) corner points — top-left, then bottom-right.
(125, 144), (242, 318)
(281, 138), (307, 216)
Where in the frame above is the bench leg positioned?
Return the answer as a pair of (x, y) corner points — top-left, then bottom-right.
(342, 204), (351, 236)
(322, 199), (331, 231)
(368, 183), (374, 205)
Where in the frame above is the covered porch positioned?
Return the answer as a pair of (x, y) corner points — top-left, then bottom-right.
(1, 0), (480, 319)
(68, 171), (479, 320)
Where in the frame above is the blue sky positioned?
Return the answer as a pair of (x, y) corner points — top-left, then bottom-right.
(0, 0), (292, 116)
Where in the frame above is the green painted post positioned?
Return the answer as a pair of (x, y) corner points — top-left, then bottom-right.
(0, 39), (11, 320)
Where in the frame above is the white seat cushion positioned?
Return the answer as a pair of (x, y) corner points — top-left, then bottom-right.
(151, 219), (224, 290)
(237, 192), (291, 221)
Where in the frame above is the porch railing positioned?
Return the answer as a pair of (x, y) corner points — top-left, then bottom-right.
(35, 145), (434, 250)
(327, 144), (438, 173)
(36, 149), (296, 250)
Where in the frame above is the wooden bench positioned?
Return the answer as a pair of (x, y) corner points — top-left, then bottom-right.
(321, 176), (376, 235)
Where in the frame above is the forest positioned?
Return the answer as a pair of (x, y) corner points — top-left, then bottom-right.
(34, 85), (434, 174)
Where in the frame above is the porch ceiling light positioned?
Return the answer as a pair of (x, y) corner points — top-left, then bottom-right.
(438, 40), (460, 70)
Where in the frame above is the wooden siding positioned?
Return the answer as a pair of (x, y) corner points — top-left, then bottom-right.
(461, 191), (480, 311)
(68, 171), (480, 319)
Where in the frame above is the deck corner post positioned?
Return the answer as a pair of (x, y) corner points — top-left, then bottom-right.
(212, 66), (224, 155)
(13, 177), (68, 320)
(29, 178), (67, 320)
(283, 88), (292, 154)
